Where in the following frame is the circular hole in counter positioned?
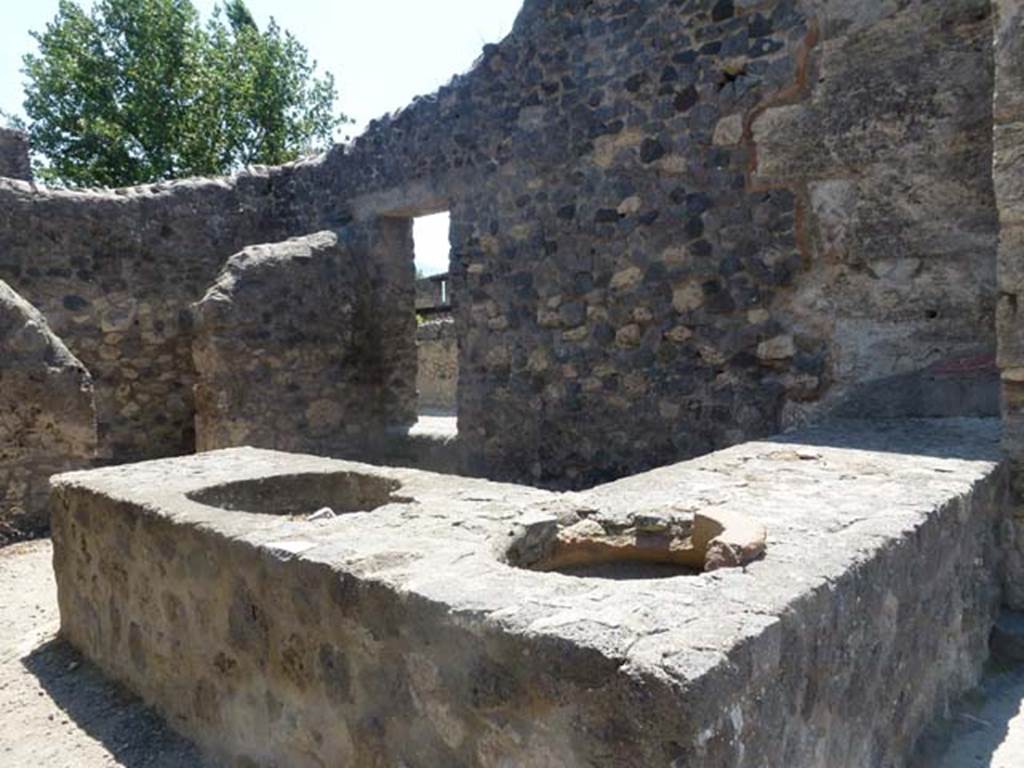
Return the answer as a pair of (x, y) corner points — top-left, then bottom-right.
(504, 511), (765, 581)
(186, 471), (412, 519)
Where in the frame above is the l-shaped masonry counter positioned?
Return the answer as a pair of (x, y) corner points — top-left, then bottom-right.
(50, 418), (1010, 767)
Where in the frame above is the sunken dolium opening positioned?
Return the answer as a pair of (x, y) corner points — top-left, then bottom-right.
(506, 508), (766, 580)
(187, 471), (410, 518)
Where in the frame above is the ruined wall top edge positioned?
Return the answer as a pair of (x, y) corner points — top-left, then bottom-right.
(0, 128), (32, 182)
(0, 150), (330, 199)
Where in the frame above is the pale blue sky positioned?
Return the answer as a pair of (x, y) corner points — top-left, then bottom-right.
(0, 0), (524, 274)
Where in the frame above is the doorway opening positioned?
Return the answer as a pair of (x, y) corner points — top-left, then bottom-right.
(412, 212), (458, 434)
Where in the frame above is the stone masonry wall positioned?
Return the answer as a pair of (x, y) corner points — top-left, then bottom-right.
(0, 164), (343, 463)
(0, 128), (31, 181)
(0, 0), (1004, 492)
(0, 280), (96, 542)
(192, 227), (417, 454)
(752, 0), (998, 425)
(316, 0), (998, 487)
(369, 219), (422, 427)
(416, 318), (458, 412)
(993, 0), (1024, 607)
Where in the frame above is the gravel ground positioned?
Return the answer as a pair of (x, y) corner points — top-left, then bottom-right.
(0, 539), (208, 768)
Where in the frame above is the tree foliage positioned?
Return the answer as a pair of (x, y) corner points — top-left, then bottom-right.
(21, 0), (347, 186)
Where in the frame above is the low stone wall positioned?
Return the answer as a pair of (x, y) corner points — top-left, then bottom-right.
(416, 317), (457, 412)
(51, 419), (1008, 766)
(0, 128), (31, 181)
(192, 226), (417, 455)
(1, 280), (96, 542)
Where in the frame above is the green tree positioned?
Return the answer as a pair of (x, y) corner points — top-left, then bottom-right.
(21, 0), (347, 186)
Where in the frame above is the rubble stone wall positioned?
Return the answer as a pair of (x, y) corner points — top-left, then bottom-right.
(0, 165), (343, 462)
(0, 0), (1005, 491)
(416, 318), (458, 413)
(993, 0), (1024, 607)
(0, 128), (31, 181)
(192, 227), (417, 455)
(0, 280), (96, 541)
(320, 0), (998, 487)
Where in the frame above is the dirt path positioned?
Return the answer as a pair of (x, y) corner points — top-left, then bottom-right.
(0, 540), (208, 767)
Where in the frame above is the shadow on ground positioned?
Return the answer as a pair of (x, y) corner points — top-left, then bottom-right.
(912, 660), (1024, 767)
(22, 638), (211, 767)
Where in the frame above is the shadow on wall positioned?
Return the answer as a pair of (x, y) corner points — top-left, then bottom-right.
(766, 417), (1004, 462)
(826, 355), (1000, 423)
